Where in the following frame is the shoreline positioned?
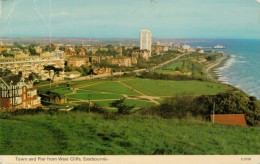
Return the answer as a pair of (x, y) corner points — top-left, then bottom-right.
(206, 54), (259, 99)
(205, 54), (230, 82)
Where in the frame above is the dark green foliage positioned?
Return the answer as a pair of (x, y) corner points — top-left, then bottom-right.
(0, 69), (13, 77)
(206, 55), (217, 61)
(71, 103), (105, 113)
(0, 107), (63, 118)
(44, 65), (63, 87)
(140, 71), (199, 81)
(109, 98), (135, 114)
(143, 91), (259, 126)
(156, 96), (194, 120)
(28, 72), (40, 81)
(64, 65), (73, 72)
(175, 66), (181, 71)
(2, 50), (14, 57)
(28, 46), (37, 55)
(103, 112), (120, 120)
(9, 107), (44, 116)
(194, 92), (260, 126)
(95, 48), (117, 57)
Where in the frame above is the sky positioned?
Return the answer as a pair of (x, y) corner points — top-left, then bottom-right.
(0, 0), (260, 39)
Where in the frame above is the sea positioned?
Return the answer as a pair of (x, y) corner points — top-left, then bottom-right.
(187, 39), (260, 100)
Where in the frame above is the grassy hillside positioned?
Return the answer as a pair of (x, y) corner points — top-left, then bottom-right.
(0, 112), (259, 155)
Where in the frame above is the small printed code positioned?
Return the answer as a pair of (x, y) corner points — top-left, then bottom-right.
(241, 157), (251, 161)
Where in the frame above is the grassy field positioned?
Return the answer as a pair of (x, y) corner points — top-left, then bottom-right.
(122, 78), (230, 96)
(156, 61), (183, 73)
(38, 77), (232, 109)
(81, 81), (141, 96)
(67, 93), (124, 100)
(0, 112), (259, 155)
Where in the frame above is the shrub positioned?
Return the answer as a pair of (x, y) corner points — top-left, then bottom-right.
(71, 103), (105, 113)
(109, 98), (135, 115)
(10, 107), (44, 116)
(142, 91), (260, 126)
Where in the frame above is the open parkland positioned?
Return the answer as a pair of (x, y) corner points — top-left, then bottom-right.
(39, 76), (232, 110)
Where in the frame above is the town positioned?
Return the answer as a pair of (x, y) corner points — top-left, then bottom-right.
(0, 29), (207, 111)
(0, 30), (259, 156)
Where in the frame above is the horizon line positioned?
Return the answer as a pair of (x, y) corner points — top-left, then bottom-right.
(1, 36), (260, 40)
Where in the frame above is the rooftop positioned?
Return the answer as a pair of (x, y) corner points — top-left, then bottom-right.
(210, 114), (247, 127)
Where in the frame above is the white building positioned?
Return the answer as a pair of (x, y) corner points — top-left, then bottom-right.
(140, 29), (152, 58)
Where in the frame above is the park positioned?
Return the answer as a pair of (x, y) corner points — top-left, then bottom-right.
(39, 76), (233, 111)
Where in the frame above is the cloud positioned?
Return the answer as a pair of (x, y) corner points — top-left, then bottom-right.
(257, 0), (260, 3)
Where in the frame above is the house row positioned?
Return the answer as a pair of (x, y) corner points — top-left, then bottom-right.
(0, 52), (65, 80)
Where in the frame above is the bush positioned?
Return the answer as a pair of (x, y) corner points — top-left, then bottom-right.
(103, 112), (120, 120)
(146, 96), (195, 121)
(71, 103), (105, 113)
(10, 107), (44, 116)
(141, 92), (260, 126)
(109, 98), (135, 115)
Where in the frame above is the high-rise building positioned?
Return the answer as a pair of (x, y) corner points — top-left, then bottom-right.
(140, 29), (152, 52)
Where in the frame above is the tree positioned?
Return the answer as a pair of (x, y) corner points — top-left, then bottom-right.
(81, 65), (90, 75)
(2, 50), (14, 58)
(64, 65), (73, 72)
(109, 98), (135, 114)
(159, 96), (194, 121)
(28, 47), (37, 55)
(44, 65), (63, 88)
(3, 69), (12, 77)
(28, 72), (40, 81)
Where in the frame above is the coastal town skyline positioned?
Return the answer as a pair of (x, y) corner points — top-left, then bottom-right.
(0, 0), (260, 39)
(0, 1), (260, 159)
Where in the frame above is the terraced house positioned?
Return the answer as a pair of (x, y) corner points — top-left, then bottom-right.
(0, 52), (65, 80)
(0, 75), (41, 111)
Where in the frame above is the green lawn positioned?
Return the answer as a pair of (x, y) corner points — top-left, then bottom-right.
(0, 113), (259, 155)
(76, 89), (104, 94)
(70, 79), (106, 87)
(52, 88), (73, 95)
(81, 81), (141, 96)
(123, 79), (230, 96)
(38, 77), (232, 109)
(67, 93), (124, 100)
(156, 61), (183, 73)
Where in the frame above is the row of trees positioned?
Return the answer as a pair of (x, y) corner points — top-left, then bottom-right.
(139, 71), (202, 81)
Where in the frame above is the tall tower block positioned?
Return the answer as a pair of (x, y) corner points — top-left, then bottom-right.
(140, 29), (152, 52)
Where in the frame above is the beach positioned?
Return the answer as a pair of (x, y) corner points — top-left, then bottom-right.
(205, 54), (230, 82)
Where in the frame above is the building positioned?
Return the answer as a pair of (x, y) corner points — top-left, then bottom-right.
(139, 50), (151, 61)
(34, 46), (42, 54)
(140, 29), (152, 58)
(0, 75), (41, 110)
(0, 53), (64, 80)
(110, 56), (132, 67)
(93, 67), (111, 75)
(40, 92), (67, 104)
(67, 57), (88, 67)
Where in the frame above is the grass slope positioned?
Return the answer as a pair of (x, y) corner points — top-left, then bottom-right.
(0, 113), (259, 155)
